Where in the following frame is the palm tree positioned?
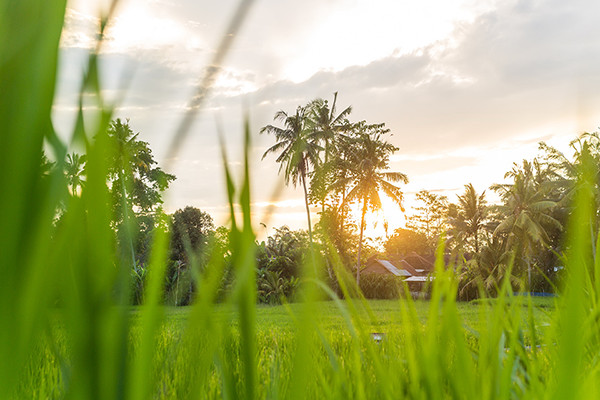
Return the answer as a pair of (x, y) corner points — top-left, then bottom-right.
(492, 166), (562, 290)
(40, 151), (55, 177)
(457, 235), (518, 299)
(64, 152), (86, 196)
(261, 106), (322, 244)
(449, 184), (488, 254)
(306, 93), (352, 211)
(345, 125), (408, 285)
(106, 119), (174, 215)
(106, 119), (175, 269)
(540, 133), (600, 209)
(319, 133), (357, 234)
(308, 92), (352, 162)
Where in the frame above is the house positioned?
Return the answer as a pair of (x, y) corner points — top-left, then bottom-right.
(400, 252), (436, 274)
(362, 257), (435, 296)
(362, 259), (411, 277)
(404, 276), (433, 283)
(395, 260), (420, 276)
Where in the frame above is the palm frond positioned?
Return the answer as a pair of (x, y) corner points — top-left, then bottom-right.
(262, 140), (289, 160)
(367, 186), (382, 210)
(528, 200), (557, 212)
(379, 180), (405, 210)
(273, 109), (289, 122)
(381, 171), (409, 184)
(493, 215), (516, 236)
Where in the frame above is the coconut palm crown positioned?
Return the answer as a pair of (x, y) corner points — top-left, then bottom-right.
(344, 123), (408, 285)
(260, 106), (322, 243)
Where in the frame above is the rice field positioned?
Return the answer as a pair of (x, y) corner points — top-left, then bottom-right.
(15, 298), (556, 399)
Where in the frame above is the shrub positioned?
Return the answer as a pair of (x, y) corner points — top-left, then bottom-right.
(358, 273), (401, 299)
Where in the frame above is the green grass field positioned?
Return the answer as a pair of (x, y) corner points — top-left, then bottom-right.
(161, 297), (555, 333)
(18, 297), (557, 399)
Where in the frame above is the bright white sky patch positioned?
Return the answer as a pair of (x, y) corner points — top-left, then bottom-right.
(104, 7), (187, 52)
(275, 0), (498, 82)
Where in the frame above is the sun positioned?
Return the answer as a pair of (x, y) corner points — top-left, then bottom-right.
(347, 191), (407, 246)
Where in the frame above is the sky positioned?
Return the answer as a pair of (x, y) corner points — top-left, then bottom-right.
(53, 0), (600, 241)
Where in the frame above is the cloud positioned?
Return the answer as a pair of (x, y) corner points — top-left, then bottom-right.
(60, 8), (98, 48)
(233, 0), (600, 159)
(54, 0), (600, 230)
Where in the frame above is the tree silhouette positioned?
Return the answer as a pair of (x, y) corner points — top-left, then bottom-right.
(448, 184), (488, 254)
(344, 123), (408, 285)
(261, 106), (322, 244)
(307, 93), (353, 210)
(492, 162), (561, 290)
(106, 119), (175, 220)
(64, 152), (86, 196)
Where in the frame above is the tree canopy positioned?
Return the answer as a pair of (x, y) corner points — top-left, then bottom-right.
(106, 119), (176, 220)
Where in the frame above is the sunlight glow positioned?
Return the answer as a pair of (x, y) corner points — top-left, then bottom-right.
(104, 8), (187, 53)
(347, 190), (408, 244)
(279, 0), (497, 82)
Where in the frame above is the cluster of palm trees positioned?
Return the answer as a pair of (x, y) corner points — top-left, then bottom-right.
(261, 93), (408, 284)
(262, 92), (600, 295)
(431, 133), (600, 296)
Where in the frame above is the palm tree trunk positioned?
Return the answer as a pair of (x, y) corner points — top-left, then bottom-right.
(356, 197), (367, 287)
(321, 142), (329, 214)
(301, 171), (318, 277)
(522, 242), (531, 292)
(119, 172), (137, 270)
(339, 189), (346, 234)
(339, 180), (348, 235)
(301, 171), (313, 244)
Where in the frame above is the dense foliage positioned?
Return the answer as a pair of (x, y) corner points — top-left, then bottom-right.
(385, 228), (431, 258)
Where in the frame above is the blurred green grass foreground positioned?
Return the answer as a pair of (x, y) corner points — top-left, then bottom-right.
(3, 1), (600, 399)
